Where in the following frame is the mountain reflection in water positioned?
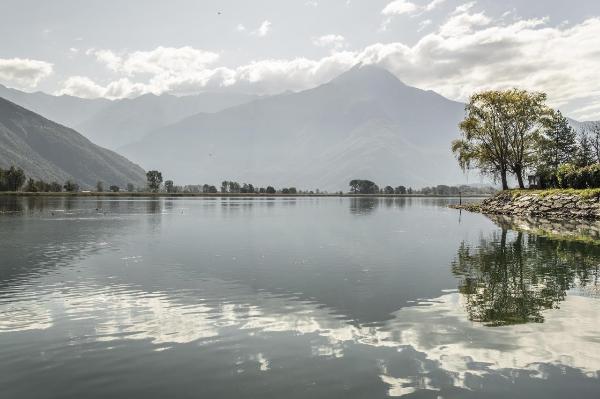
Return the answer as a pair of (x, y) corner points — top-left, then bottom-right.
(0, 197), (599, 398)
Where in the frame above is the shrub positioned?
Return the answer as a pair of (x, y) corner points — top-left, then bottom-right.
(556, 164), (577, 188)
(554, 163), (600, 189)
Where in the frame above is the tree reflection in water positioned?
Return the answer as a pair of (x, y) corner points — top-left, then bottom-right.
(452, 225), (600, 326)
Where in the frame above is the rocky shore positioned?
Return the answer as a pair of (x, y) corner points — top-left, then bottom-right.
(454, 190), (600, 219)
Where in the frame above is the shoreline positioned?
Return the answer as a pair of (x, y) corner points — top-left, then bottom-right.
(0, 192), (491, 199)
(451, 190), (600, 220)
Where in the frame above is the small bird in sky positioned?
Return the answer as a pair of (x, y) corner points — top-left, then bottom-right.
(217, 11), (222, 15)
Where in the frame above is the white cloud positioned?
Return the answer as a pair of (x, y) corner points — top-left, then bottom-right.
(253, 20), (272, 37)
(418, 19), (433, 32)
(425, 0), (446, 11)
(312, 34), (347, 49)
(236, 24), (246, 32)
(89, 46), (220, 76)
(57, 75), (151, 99)
(61, 7), (600, 119)
(57, 76), (106, 98)
(0, 58), (53, 88)
(382, 0), (418, 16)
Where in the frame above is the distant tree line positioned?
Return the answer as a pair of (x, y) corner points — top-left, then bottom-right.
(349, 179), (494, 196)
(0, 165), (140, 193)
(145, 171), (310, 194)
(452, 88), (600, 190)
(0, 166), (73, 192)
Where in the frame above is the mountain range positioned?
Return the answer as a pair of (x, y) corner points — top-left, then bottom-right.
(2, 64), (596, 191)
(120, 65), (468, 190)
(0, 97), (146, 189)
(0, 84), (258, 149)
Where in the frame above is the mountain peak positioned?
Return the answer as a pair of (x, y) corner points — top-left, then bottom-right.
(331, 64), (405, 87)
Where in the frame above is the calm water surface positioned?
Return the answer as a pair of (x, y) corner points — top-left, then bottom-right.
(1, 196), (599, 398)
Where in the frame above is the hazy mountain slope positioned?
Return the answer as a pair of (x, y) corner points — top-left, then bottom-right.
(0, 84), (259, 150)
(122, 65), (467, 190)
(0, 84), (110, 129)
(75, 92), (259, 149)
(0, 97), (146, 188)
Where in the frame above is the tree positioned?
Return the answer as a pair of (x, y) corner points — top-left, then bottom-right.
(24, 178), (37, 192)
(164, 180), (175, 193)
(5, 166), (26, 191)
(109, 185), (120, 192)
(288, 187), (297, 194)
(349, 180), (361, 194)
(282, 188), (290, 194)
(576, 131), (595, 167)
(384, 186), (394, 195)
(126, 183), (135, 192)
(63, 180), (79, 192)
(395, 186), (407, 195)
(453, 90), (549, 190)
(348, 179), (379, 194)
(539, 110), (577, 168)
(146, 170), (163, 192)
(587, 122), (600, 163)
(96, 181), (104, 192)
(49, 182), (62, 192)
(266, 186), (276, 194)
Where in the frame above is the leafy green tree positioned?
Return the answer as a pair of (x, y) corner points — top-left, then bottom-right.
(146, 170), (163, 192)
(5, 166), (26, 191)
(348, 179), (379, 194)
(24, 178), (37, 192)
(394, 186), (406, 195)
(349, 179), (361, 194)
(266, 186), (276, 194)
(63, 180), (79, 192)
(49, 182), (62, 192)
(453, 90), (549, 189)
(109, 185), (120, 192)
(126, 183), (135, 192)
(221, 181), (229, 193)
(384, 186), (394, 194)
(164, 180), (175, 193)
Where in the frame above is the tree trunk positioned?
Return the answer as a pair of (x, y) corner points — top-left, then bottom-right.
(515, 165), (525, 189)
(501, 168), (509, 191)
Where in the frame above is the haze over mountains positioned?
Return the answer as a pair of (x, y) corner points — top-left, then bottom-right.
(121, 65), (468, 190)
(0, 84), (258, 149)
(2, 64), (597, 191)
(0, 97), (146, 188)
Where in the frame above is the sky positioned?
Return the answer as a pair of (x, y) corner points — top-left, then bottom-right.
(1, 0), (600, 120)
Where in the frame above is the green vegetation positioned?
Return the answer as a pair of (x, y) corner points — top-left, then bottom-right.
(452, 89), (548, 190)
(509, 187), (600, 199)
(451, 89), (600, 190)
(146, 170), (163, 192)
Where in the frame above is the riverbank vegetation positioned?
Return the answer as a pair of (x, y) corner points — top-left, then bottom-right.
(452, 89), (600, 190)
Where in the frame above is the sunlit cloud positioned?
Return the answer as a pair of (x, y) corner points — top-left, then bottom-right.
(0, 58), (53, 89)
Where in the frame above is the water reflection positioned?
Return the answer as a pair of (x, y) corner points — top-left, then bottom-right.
(1, 197), (600, 398)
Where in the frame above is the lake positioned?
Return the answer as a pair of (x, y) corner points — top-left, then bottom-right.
(1, 196), (599, 398)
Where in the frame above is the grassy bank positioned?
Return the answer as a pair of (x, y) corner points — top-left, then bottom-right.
(508, 188), (600, 199)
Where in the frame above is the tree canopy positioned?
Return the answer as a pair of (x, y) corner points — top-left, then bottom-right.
(452, 89), (549, 189)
